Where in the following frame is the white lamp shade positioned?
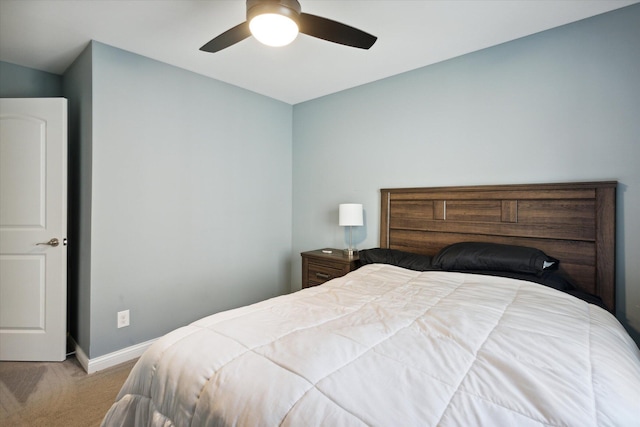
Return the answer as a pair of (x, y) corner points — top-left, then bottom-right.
(339, 204), (363, 226)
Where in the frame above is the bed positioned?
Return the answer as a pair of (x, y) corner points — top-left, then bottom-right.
(102, 181), (640, 426)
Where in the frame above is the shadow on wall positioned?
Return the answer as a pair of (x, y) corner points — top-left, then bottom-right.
(615, 183), (638, 344)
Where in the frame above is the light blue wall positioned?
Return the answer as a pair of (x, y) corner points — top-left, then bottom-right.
(62, 44), (94, 354)
(0, 61), (62, 97)
(4, 44), (294, 359)
(75, 42), (293, 358)
(292, 5), (640, 343)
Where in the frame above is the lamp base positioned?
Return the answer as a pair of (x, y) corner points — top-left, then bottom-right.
(343, 248), (358, 257)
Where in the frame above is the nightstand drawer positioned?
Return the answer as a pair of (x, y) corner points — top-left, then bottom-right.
(307, 262), (345, 286)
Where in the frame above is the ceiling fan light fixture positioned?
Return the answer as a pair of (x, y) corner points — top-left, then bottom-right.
(249, 13), (299, 47)
(200, 0), (377, 53)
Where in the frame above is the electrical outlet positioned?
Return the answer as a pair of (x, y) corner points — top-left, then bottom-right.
(117, 310), (130, 328)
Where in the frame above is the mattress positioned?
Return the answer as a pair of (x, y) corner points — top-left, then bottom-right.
(102, 264), (640, 426)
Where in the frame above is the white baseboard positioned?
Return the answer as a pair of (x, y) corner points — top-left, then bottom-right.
(73, 338), (157, 374)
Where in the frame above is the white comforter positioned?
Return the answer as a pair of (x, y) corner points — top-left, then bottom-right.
(102, 264), (640, 426)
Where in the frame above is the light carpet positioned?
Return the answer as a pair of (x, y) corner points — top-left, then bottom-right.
(0, 356), (136, 427)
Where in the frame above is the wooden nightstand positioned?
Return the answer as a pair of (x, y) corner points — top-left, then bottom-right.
(301, 248), (360, 289)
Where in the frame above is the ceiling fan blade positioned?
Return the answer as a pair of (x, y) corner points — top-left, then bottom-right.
(298, 13), (376, 49)
(200, 22), (251, 53)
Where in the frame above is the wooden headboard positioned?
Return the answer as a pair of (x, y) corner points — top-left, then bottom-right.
(380, 181), (617, 313)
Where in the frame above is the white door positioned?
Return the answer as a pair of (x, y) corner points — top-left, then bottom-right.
(0, 98), (67, 361)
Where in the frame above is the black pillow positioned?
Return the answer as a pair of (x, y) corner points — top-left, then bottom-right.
(358, 248), (434, 271)
(432, 242), (559, 275)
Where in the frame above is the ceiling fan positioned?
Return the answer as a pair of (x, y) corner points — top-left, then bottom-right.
(200, 0), (377, 53)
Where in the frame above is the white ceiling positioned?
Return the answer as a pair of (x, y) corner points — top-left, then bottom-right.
(0, 0), (637, 104)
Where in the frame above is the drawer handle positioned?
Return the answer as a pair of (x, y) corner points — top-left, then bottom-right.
(316, 273), (331, 280)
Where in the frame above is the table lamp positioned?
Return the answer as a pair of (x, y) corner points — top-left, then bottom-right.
(339, 203), (363, 257)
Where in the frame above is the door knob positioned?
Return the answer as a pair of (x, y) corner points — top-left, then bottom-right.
(37, 238), (59, 247)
